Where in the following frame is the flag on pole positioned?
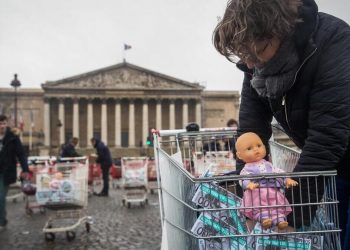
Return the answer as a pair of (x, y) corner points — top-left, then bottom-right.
(124, 43), (132, 50)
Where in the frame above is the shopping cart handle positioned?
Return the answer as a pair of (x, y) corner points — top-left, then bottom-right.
(222, 170), (241, 176)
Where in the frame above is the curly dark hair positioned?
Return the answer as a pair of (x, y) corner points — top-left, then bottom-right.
(213, 0), (302, 62)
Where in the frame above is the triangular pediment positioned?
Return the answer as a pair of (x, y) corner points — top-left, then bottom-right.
(42, 62), (203, 90)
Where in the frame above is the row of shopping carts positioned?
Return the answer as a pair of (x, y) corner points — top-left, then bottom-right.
(152, 128), (341, 250)
(89, 156), (158, 194)
(7, 153), (157, 242)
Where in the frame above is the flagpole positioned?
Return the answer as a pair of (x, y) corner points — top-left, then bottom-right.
(123, 43), (126, 62)
(123, 43), (132, 62)
(29, 108), (33, 152)
(29, 121), (32, 152)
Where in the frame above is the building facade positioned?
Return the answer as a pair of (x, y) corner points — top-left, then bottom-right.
(1, 62), (240, 155)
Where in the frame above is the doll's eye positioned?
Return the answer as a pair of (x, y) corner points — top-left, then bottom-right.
(247, 147), (252, 150)
(257, 144), (261, 147)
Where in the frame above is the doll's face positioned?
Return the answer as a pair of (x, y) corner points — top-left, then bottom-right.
(236, 133), (266, 163)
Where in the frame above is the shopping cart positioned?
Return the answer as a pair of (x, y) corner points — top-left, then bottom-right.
(121, 157), (148, 208)
(35, 156), (92, 241)
(148, 157), (158, 194)
(23, 156), (54, 215)
(88, 153), (103, 195)
(110, 162), (122, 189)
(153, 128), (341, 250)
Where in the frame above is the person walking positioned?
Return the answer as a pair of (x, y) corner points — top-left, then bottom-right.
(213, 0), (350, 248)
(90, 137), (112, 197)
(0, 115), (29, 231)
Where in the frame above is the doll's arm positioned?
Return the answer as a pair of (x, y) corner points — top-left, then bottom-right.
(285, 178), (298, 188)
(240, 167), (259, 190)
(246, 182), (259, 190)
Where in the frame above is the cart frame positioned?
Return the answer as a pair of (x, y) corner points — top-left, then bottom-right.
(37, 156), (91, 242)
(153, 128), (341, 250)
(121, 156), (149, 208)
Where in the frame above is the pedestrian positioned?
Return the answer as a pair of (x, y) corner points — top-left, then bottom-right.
(0, 115), (29, 231)
(60, 137), (80, 158)
(90, 137), (112, 197)
(213, 0), (350, 247)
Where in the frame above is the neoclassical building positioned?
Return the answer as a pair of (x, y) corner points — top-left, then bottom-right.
(1, 62), (240, 155)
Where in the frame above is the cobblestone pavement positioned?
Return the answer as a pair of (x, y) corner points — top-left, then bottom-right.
(0, 184), (162, 250)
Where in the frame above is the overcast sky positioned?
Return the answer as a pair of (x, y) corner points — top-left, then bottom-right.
(1, 0), (349, 91)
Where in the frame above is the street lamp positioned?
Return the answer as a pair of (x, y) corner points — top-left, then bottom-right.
(10, 74), (21, 127)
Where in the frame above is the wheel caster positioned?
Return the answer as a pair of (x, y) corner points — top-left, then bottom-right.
(26, 208), (33, 215)
(86, 222), (91, 233)
(45, 232), (55, 242)
(40, 207), (46, 214)
(66, 231), (76, 241)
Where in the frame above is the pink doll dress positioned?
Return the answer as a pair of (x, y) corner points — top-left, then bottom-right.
(240, 159), (292, 226)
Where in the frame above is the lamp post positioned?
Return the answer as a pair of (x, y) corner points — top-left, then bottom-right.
(10, 74), (21, 127)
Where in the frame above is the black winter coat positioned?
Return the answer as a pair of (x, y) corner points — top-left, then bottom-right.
(0, 127), (29, 185)
(61, 143), (80, 158)
(238, 0), (350, 180)
(94, 139), (112, 169)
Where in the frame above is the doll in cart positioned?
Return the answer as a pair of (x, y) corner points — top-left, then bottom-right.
(235, 132), (298, 230)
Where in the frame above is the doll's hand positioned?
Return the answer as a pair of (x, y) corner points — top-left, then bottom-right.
(286, 178), (298, 188)
(247, 182), (259, 190)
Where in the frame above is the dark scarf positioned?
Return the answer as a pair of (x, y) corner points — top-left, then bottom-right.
(250, 37), (300, 99)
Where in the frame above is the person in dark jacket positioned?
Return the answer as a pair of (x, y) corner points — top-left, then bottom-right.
(60, 137), (80, 158)
(0, 115), (29, 230)
(213, 0), (350, 247)
(223, 118), (238, 155)
(90, 137), (112, 197)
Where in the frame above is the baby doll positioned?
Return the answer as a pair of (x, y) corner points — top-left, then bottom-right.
(236, 132), (298, 230)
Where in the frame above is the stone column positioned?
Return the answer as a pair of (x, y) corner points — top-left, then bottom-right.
(115, 99), (121, 147)
(101, 99), (108, 144)
(169, 99), (175, 130)
(156, 99), (162, 130)
(87, 98), (93, 144)
(142, 99), (149, 146)
(58, 98), (65, 145)
(128, 99), (135, 147)
(195, 99), (202, 127)
(43, 98), (50, 146)
(73, 98), (79, 143)
(182, 99), (188, 128)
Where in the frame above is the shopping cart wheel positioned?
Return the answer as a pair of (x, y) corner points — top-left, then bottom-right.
(45, 232), (55, 242)
(85, 222), (91, 233)
(26, 208), (33, 215)
(66, 231), (76, 241)
(39, 207), (46, 214)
